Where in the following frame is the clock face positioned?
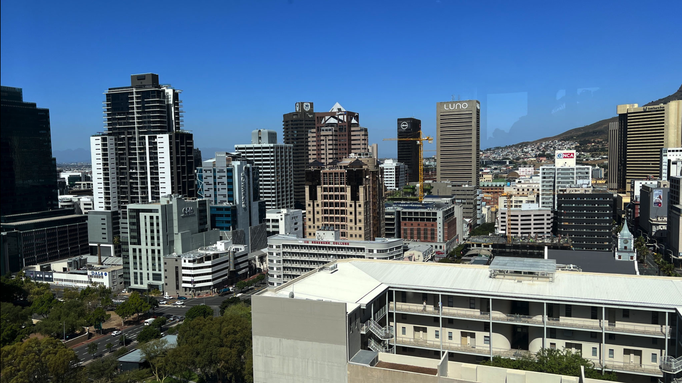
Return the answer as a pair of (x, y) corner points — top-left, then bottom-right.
(303, 103), (311, 111)
(623, 239), (628, 244)
(295, 103), (300, 112)
(400, 121), (409, 130)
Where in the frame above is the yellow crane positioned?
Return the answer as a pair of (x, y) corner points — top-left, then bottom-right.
(383, 133), (433, 202)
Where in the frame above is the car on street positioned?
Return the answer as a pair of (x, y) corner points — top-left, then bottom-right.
(111, 330), (122, 337)
(174, 301), (184, 306)
(177, 296), (188, 300)
(159, 300), (167, 305)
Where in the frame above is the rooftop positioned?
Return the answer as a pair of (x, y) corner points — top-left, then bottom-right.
(260, 259), (682, 311)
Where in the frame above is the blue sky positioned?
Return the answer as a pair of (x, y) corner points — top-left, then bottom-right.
(2, 0), (680, 161)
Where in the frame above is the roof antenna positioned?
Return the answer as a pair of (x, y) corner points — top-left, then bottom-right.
(451, 95), (455, 101)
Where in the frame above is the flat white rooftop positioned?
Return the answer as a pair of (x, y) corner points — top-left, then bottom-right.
(261, 259), (682, 311)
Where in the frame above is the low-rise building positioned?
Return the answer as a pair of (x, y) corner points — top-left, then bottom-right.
(266, 229), (403, 287)
(265, 209), (303, 238)
(163, 240), (248, 297)
(496, 204), (553, 239)
(24, 256), (124, 292)
(384, 200), (461, 254)
(253, 257), (682, 383)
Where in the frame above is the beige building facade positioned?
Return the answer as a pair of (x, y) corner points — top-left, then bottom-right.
(436, 100), (480, 186)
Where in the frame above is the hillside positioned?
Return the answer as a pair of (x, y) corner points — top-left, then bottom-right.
(509, 84), (682, 148)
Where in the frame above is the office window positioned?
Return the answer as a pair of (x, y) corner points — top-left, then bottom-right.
(401, 314), (407, 320)
(652, 312), (659, 324)
(469, 298), (476, 309)
(448, 318), (453, 324)
(549, 328), (556, 338)
(435, 330), (439, 339)
(565, 305), (572, 317)
(652, 338), (658, 345)
(448, 332), (453, 341)
(433, 317), (438, 323)
(448, 296), (454, 307)
(592, 347), (598, 357)
(652, 353), (657, 363)
(590, 332), (597, 339)
(402, 327), (406, 336)
(484, 323), (490, 332)
(550, 343), (556, 349)
(608, 334), (615, 340)
(422, 293), (427, 302)
(609, 349), (614, 358)
(622, 309), (629, 318)
(591, 306), (598, 320)
(484, 336), (490, 345)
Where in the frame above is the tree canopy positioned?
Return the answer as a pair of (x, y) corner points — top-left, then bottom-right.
(0, 337), (82, 383)
(185, 304), (214, 322)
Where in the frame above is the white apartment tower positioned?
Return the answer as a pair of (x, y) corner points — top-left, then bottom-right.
(380, 159), (407, 191)
(235, 130), (294, 209)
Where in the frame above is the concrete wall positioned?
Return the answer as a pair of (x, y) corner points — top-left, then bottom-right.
(252, 295), (349, 383)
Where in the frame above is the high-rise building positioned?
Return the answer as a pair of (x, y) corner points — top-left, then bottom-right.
(436, 100), (480, 186)
(91, 73), (196, 212)
(539, 165), (592, 210)
(667, 176), (682, 265)
(379, 159), (407, 191)
(309, 103), (368, 164)
(1, 86), (58, 216)
(397, 118), (421, 183)
(283, 102), (316, 210)
(555, 191), (616, 251)
(235, 130), (294, 209)
(305, 157), (384, 241)
(607, 121), (625, 191)
(612, 101), (682, 192)
(126, 196), (219, 291)
(197, 152), (267, 251)
(661, 148), (682, 181)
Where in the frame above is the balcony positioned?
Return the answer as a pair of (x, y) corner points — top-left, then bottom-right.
(547, 317), (601, 331)
(602, 321), (670, 337)
(660, 355), (682, 374)
(601, 360), (663, 376)
(492, 312), (544, 326)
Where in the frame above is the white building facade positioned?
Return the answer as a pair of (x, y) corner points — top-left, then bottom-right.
(265, 209), (303, 238)
(267, 230), (403, 287)
(235, 130), (294, 209)
(380, 159), (408, 191)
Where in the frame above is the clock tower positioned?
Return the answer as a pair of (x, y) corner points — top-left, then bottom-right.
(614, 220), (636, 261)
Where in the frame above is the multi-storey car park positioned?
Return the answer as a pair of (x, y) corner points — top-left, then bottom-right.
(253, 258), (682, 383)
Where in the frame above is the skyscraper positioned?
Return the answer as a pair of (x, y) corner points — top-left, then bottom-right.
(305, 156), (383, 241)
(91, 73), (196, 212)
(283, 102), (315, 210)
(612, 101), (682, 192)
(436, 100), (480, 186)
(235, 130), (294, 209)
(1, 86), (58, 215)
(397, 118), (421, 183)
(309, 103), (368, 165)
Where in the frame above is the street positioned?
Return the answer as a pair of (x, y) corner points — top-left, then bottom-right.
(73, 289), (262, 363)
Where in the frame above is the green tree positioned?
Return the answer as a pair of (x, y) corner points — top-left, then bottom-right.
(105, 342), (114, 354)
(151, 316), (167, 329)
(0, 337), (83, 383)
(31, 291), (57, 318)
(115, 299), (135, 327)
(185, 304), (214, 322)
(88, 342), (99, 358)
(176, 303), (253, 382)
(86, 355), (118, 381)
(140, 338), (173, 383)
(114, 346), (129, 357)
(471, 222), (496, 236)
(87, 307), (111, 333)
(36, 299), (89, 338)
(137, 325), (161, 343)
(127, 291), (151, 319)
(0, 302), (32, 347)
(220, 297), (242, 315)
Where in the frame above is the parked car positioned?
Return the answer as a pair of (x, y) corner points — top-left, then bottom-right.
(159, 300), (167, 305)
(174, 301), (184, 306)
(177, 296), (188, 300)
(111, 330), (122, 337)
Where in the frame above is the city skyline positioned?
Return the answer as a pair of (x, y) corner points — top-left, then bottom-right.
(2, 0), (681, 161)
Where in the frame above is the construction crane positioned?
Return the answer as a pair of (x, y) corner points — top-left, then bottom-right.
(383, 133), (433, 202)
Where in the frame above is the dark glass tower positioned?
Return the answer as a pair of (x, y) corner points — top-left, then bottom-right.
(397, 118), (421, 183)
(1, 86), (58, 216)
(283, 102), (315, 210)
